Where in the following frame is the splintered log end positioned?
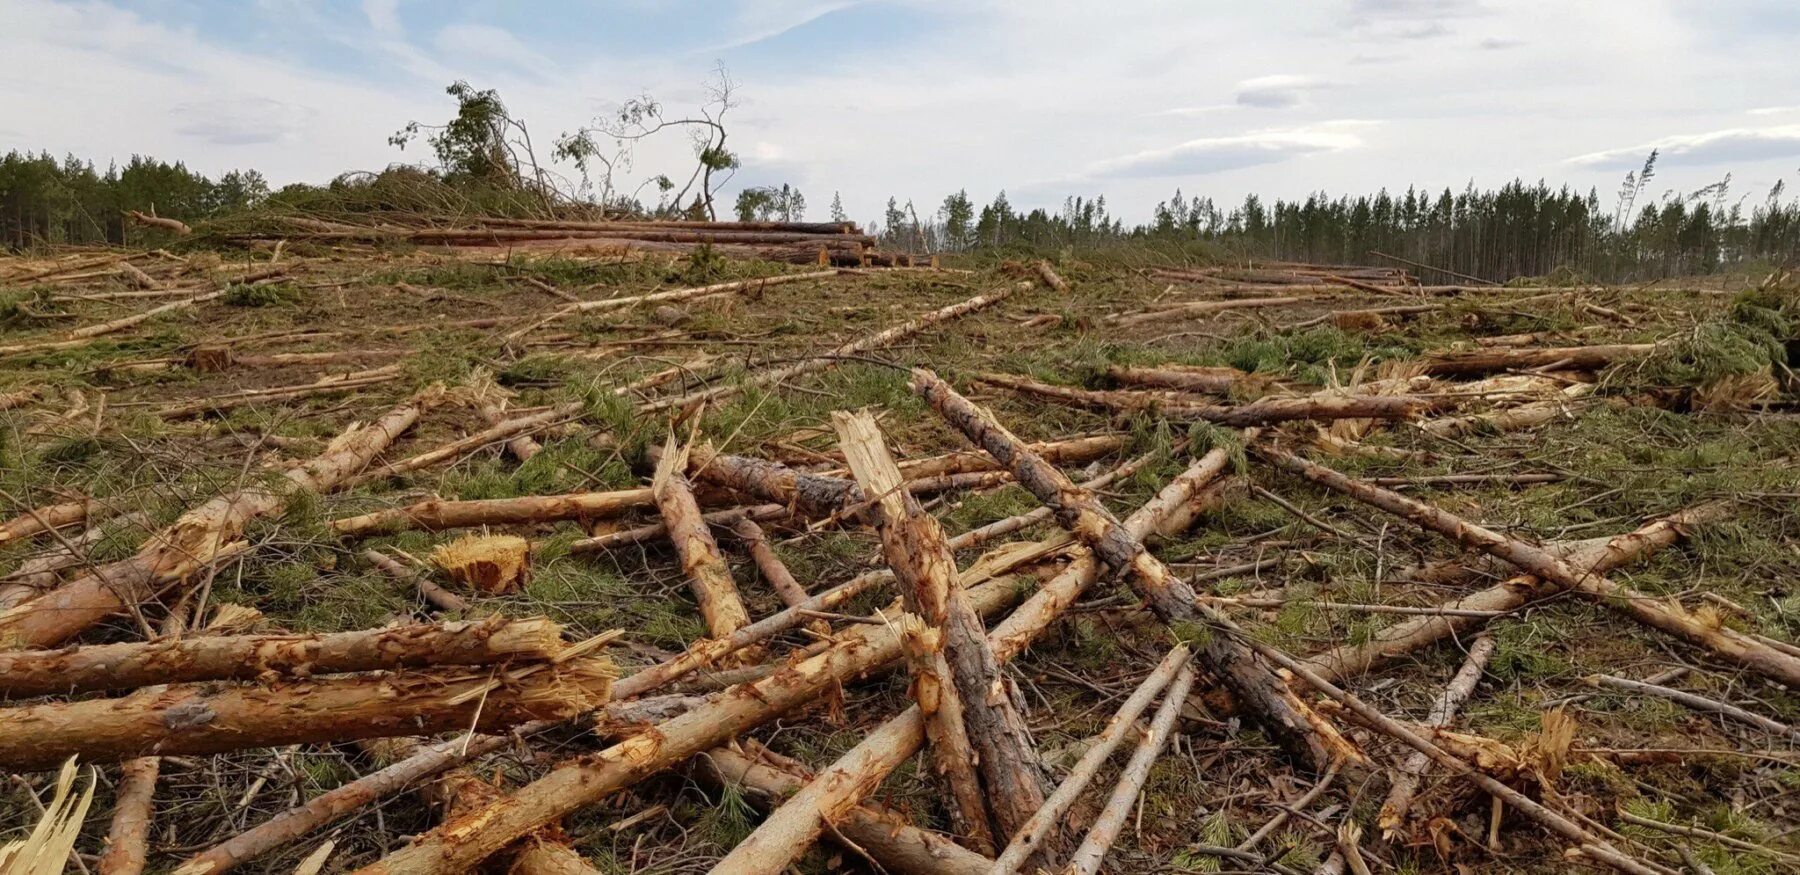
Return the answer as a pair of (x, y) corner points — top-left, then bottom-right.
(479, 616), (567, 660)
(432, 534), (532, 594)
(203, 603), (265, 634)
(529, 656), (618, 713)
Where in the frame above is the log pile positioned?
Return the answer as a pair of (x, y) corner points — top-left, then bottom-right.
(1, 243), (1793, 875)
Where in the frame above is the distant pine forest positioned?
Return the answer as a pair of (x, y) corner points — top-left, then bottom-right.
(4, 146), (1796, 283)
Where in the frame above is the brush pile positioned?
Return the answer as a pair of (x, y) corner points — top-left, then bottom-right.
(0, 240), (1796, 874)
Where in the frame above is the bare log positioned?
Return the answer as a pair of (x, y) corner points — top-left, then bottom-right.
(1376, 634), (1496, 839)
(504, 270), (839, 341)
(1033, 260), (1070, 292)
(332, 488), (654, 538)
(834, 410), (1044, 844)
(364, 549), (468, 613)
(639, 282), (1025, 413)
(694, 742), (991, 875)
(653, 436), (753, 640)
(0, 395), (432, 648)
(0, 290), (229, 356)
(1108, 296), (1308, 327)
(991, 644), (1191, 875)
(1105, 364), (1254, 395)
(728, 518), (827, 637)
(0, 658), (613, 771)
(0, 615), (564, 697)
(347, 443), (1230, 875)
(567, 503), (786, 554)
(1063, 661), (1201, 875)
(1259, 445), (1800, 687)
(1302, 501), (1730, 683)
(125, 210), (192, 235)
(913, 369), (1359, 770)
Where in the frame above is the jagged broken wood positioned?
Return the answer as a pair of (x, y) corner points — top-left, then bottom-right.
(1376, 634), (1497, 839)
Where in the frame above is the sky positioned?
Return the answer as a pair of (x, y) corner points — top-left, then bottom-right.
(3, 0), (1799, 226)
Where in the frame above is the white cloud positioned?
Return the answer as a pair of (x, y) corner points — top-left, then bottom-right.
(1748, 106), (1800, 116)
(1566, 125), (1800, 169)
(173, 97), (317, 146)
(1234, 75), (1332, 108)
(1085, 121), (1375, 178)
(433, 24), (553, 77)
(363, 0), (402, 36)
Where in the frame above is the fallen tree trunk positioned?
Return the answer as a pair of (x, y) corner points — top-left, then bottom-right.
(0, 497), (96, 546)
(991, 643), (1192, 875)
(1416, 383), (1594, 438)
(332, 487), (655, 538)
(0, 615), (565, 698)
(975, 372), (1443, 426)
(567, 503), (786, 554)
(156, 366), (402, 419)
(694, 742), (991, 875)
(834, 410), (1044, 845)
(503, 270), (839, 341)
(1260, 446), (1800, 687)
(653, 436), (754, 641)
(1033, 260), (1070, 292)
(638, 282), (1026, 413)
(1301, 501), (1729, 683)
(348, 441), (1231, 874)
(1376, 634), (1496, 840)
(0, 658), (614, 771)
(1419, 343), (1658, 377)
(125, 210), (192, 235)
(0, 289), (229, 357)
(0, 394), (433, 649)
(914, 369), (1359, 771)
(346, 402), (583, 485)
(814, 433), (1126, 481)
(1063, 661), (1200, 875)
(1105, 364), (1255, 395)
(729, 518), (827, 637)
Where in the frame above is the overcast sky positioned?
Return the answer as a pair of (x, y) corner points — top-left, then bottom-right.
(3, 0), (1798, 225)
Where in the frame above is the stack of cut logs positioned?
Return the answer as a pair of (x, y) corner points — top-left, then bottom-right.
(221, 215), (922, 267)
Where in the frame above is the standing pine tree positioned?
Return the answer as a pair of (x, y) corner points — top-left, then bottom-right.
(939, 189), (974, 251)
(829, 191), (848, 223)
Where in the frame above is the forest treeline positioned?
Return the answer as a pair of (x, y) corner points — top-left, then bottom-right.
(5, 144), (1798, 282)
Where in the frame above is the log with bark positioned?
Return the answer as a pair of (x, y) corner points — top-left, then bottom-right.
(1419, 343), (1658, 377)
(0, 394), (434, 649)
(728, 518), (827, 637)
(833, 410), (1046, 845)
(913, 369), (1360, 771)
(346, 440), (1232, 874)
(0, 657), (614, 771)
(1376, 634), (1496, 840)
(125, 210), (192, 235)
(1105, 363), (1257, 395)
(0, 497), (96, 546)
(0, 289), (229, 357)
(638, 282), (1026, 413)
(1062, 661), (1201, 875)
(345, 401), (583, 485)
(1259, 445), (1800, 687)
(0, 615), (565, 698)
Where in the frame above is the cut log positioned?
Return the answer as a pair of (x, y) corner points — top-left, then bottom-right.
(332, 487), (655, 539)
(991, 643), (1192, 875)
(1376, 634), (1496, 839)
(834, 409), (1045, 845)
(1033, 260), (1070, 292)
(913, 369), (1359, 770)
(1259, 446), (1800, 687)
(695, 742), (991, 875)
(1302, 501), (1728, 683)
(1, 512), (150, 611)
(1063, 661), (1200, 875)
(975, 372), (1442, 426)
(639, 282), (1025, 413)
(347, 443), (1230, 875)
(0, 615), (564, 697)
(0, 395), (433, 648)
(0, 658), (614, 771)
(653, 436), (754, 640)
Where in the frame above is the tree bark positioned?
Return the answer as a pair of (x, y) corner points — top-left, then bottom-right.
(653, 436), (754, 641)
(348, 402), (582, 485)
(1420, 343), (1657, 376)
(1106, 364), (1254, 395)
(0, 395), (432, 649)
(1033, 260), (1070, 292)
(0, 658), (613, 771)
(0, 616), (563, 698)
(638, 282), (1025, 413)
(991, 643), (1191, 875)
(0, 497), (96, 546)
(914, 369), (1360, 771)
(332, 488), (655, 538)
(347, 445), (1231, 875)
(728, 518), (828, 637)
(125, 210), (192, 235)
(834, 409), (1043, 847)
(1260, 445), (1800, 687)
